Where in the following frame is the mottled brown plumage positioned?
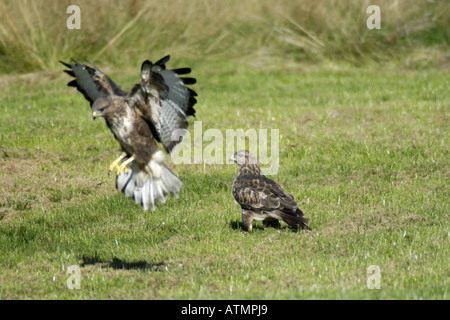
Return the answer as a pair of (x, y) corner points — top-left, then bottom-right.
(61, 56), (197, 211)
(230, 150), (310, 232)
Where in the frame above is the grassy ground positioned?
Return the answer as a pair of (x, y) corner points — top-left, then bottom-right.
(0, 57), (448, 299)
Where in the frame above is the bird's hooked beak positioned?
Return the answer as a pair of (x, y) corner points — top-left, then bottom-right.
(228, 155), (236, 164)
(91, 97), (108, 121)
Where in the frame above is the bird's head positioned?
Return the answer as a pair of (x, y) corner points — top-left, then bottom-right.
(91, 96), (124, 120)
(91, 97), (110, 120)
(228, 150), (258, 166)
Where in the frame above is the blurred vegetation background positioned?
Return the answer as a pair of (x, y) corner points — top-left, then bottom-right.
(0, 0), (448, 74)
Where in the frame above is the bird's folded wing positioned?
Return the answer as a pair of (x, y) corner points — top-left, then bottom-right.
(235, 177), (297, 212)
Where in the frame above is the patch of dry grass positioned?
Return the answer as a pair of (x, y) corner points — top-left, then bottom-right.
(0, 0), (448, 73)
(0, 149), (114, 222)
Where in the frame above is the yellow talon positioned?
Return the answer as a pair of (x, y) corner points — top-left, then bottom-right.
(115, 156), (135, 176)
(108, 152), (127, 175)
(109, 160), (121, 173)
(116, 163), (129, 175)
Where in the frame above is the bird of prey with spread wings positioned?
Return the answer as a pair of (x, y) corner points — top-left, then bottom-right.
(230, 150), (310, 232)
(60, 55), (197, 211)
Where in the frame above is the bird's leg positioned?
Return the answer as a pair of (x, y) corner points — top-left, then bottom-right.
(109, 152), (127, 174)
(242, 210), (254, 232)
(116, 155), (135, 175)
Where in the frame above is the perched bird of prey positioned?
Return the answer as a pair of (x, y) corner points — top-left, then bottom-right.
(230, 150), (310, 232)
(60, 55), (197, 211)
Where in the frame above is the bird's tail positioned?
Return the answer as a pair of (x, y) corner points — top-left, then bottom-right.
(279, 208), (311, 231)
(115, 160), (182, 211)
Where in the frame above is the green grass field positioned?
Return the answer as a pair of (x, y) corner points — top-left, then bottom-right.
(0, 0), (449, 300)
(0, 58), (448, 299)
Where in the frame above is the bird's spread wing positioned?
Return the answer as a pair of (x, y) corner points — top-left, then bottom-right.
(234, 175), (298, 214)
(60, 59), (127, 106)
(127, 55), (197, 153)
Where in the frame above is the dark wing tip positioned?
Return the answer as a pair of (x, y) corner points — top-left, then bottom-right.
(141, 60), (152, 71)
(187, 88), (198, 97)
(155, 55), (170, 68)
(63, 69), (75, 77)
(59, 60), (72, 68)
(180, 77), (196, 85)
(172, 67), (191, 75)
(67, 79), (78, 87)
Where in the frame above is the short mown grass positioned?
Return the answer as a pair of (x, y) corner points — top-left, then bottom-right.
(0, 58), (448, 299)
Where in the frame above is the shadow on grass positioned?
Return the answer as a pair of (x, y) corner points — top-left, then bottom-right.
(229, 220), (245, 231)
(81, 255), (167, 272)
(228, 219), (282, 231)
(229, 219), (308, 233)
